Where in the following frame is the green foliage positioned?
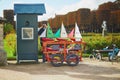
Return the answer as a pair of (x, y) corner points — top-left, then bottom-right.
(3, 32), (120, 59)
(112, 36), (120, 48)
(4, 33), (16, 57)
(4, 34), (42, 59)
(38, 37), (42, 55)
(4, 23), (15, 35)
(82, 53), (90, 57)
(83, 35), (120, 54)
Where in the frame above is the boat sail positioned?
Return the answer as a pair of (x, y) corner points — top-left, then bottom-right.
(68, 28), (74, 38)
(46, 23), (55, 38)
(60, 22), (68, 38)
(40, 29), (46, 37)
(54, 28), (61, 38)
(74, 22), (82, 41)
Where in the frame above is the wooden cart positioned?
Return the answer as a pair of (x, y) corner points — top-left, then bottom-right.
(42, 38), (86, 67)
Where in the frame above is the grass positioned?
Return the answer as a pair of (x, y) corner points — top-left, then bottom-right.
(7, 56), (16, 60)
(82, 53), (90, 57)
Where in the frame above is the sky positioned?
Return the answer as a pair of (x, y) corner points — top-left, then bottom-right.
(0, 0), (115, 21)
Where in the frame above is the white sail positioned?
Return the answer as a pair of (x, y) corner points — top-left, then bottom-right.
(40, 29), (46, 37)
(75, 22), (82, 41)
(60, 22), (68, 38)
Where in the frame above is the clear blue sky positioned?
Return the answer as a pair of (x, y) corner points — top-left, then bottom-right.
(0, 0), (115, 21)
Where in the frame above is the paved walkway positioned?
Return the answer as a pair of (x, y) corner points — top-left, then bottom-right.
(0, 58), (120, 80)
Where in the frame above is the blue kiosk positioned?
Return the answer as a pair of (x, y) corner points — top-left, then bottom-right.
(14, 4), (46, 63)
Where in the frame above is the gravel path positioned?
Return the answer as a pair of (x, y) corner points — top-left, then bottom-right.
(0, 58), (120, 80)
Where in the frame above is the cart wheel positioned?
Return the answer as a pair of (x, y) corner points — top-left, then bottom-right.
(66, 54), (79, 66)
(50, 54), (64, 67)
(96, 53), (102, 60)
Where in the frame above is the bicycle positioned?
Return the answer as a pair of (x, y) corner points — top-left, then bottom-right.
(89, 49), (102, 60)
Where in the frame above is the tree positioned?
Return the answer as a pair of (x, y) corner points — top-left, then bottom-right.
(3, 10), (14, 25)
(114, 0), (120, 8)
(115, 0), (120, 3)
(4, 23), (15, 36)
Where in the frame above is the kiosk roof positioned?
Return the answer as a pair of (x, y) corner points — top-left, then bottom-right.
(14, 4), (46, 15)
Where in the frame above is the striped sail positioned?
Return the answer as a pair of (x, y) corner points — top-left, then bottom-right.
(40, 29), (46, 37)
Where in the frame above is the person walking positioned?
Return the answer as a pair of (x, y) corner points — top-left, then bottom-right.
(38, 24), (47, 63)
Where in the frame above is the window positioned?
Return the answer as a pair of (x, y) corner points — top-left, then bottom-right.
(22, 27), (34, 40)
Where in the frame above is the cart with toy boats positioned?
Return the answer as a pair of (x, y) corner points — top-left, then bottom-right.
(42, 38), (86, 67)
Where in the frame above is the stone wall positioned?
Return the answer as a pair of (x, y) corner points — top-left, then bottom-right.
(0, 24), (7, 66)
(0, 24), (3, 50)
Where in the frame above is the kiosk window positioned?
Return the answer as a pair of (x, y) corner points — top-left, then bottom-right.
(22, 28), (34, 40)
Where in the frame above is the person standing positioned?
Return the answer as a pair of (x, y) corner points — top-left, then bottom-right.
(38, 24), (47, 63)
